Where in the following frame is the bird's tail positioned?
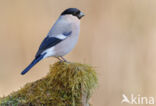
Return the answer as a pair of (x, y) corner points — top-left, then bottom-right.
(21, 53), (46, 75)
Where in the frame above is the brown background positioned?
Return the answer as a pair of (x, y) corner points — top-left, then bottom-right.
(1, 0), (156, 106)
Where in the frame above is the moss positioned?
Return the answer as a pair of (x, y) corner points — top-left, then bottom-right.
(0, 62), (97, 106)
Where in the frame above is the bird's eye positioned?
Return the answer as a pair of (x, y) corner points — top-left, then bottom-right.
(76, 11), (80, 15)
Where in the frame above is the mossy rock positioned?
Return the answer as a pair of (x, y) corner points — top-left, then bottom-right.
(0, 62), (97, 106)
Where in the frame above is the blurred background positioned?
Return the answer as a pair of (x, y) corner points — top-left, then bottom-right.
(0, 0), (156, 106)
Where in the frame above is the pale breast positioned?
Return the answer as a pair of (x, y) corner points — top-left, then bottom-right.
(53, 16), (80, 57)
(45, 15), (80, 57)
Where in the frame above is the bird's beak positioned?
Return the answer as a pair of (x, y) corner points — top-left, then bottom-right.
(79, 12), (85, 19)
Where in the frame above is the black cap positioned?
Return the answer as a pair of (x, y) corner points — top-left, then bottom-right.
(61, 8), (84, 19)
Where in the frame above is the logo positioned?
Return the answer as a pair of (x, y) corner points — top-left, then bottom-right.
(121, 94), (155, 104)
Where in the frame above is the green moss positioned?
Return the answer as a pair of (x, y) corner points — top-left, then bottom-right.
(0, 62), (97, 106)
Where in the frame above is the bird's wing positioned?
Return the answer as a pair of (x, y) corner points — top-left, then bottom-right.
(35, 31), (72, 58)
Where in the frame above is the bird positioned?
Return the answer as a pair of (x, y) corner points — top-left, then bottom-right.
(21, 8), (84, 75)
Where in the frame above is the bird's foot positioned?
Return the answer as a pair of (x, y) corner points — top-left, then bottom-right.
(56, 57), (66, 63)
(60, 56), (69, 63)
